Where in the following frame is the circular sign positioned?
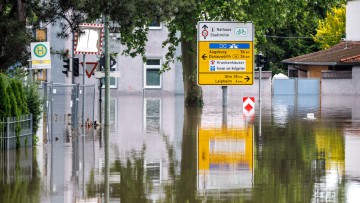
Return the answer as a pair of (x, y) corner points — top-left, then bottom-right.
(34, 44), (48, 58)
(202, 30), (208, 38)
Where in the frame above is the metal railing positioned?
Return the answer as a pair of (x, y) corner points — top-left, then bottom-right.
(42, 82), (96, 142)
(0, 114), (33, 150)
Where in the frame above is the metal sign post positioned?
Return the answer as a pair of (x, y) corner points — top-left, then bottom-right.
(74, 23), (104, 133)
(82, 55), (86, 134)
(197, 21), (254, 115)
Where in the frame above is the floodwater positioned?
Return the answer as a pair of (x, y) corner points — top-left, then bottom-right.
(1, 94), (360, 203)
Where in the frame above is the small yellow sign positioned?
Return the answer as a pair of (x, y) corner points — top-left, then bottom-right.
(36, 29), (47, 41)
(198, 41), (253, 85)
(32, 60), (51, 64)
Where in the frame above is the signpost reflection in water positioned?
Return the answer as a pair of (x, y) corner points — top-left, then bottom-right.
(198, 126), (254, 192)
(1, 95), (360, 202)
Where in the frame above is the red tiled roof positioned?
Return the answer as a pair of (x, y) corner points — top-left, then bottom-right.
(282, 41), (360, 65)
(341, 54), (360, 63)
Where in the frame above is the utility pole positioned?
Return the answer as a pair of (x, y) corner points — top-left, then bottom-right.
(104, 15), (110, 203)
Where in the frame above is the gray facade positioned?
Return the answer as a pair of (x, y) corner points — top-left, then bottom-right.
(322, 67), (360, 95)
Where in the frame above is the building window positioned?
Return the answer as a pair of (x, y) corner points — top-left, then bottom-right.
(149, 20), (162, 30)
(145, 161), (161, 183)
(143, 98), (161, 133)
(144, 59), (161, 88)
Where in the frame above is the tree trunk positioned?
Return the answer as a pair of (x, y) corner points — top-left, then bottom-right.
(17, 0), (26, 23)
(181, 36), (203, 107)
(177, 106), (202, 202)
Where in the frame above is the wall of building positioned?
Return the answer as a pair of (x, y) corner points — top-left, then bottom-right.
(346, 0), (360, 41)
(307, 66), (328, 78)
(321, 67), (360, 95)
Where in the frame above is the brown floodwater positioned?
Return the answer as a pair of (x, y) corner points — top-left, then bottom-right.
(1, 94), (360, 203)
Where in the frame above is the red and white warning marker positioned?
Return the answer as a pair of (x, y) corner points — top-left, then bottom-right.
(243, 97), (255, 117)
(81, 62), (98, 78)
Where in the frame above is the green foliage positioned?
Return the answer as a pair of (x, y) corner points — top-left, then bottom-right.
(37, 0), (347, 105)
(11, 79), (30, 115)
(313, 6), (346, 50)
(0, 0), (42, 71)
(248, 0), (346, 71)
(6, 79), (22, 147)
(0, 73), (42, 147)
(24, 81), (43, 142)
(7, 82), (21, 118)
(0, 74), (11, 120)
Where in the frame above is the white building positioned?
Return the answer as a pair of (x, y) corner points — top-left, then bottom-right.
(44, 21), (184, 96)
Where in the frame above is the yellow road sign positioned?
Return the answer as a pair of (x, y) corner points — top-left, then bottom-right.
(197, 22), (254, 85)
(198, 41), (253, 85)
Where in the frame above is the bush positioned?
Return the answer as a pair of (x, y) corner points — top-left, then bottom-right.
(24, 81), (43, 140)
(0, 73), (11, 120)
(12, 79), (29, 115)
(0, 72), (42, 147)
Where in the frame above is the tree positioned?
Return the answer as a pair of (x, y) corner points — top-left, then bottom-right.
(0, 0), (41, 71)
(37, 0), (346, 106)
(313, 5), (346, 50)
(252, 0), (346, 72)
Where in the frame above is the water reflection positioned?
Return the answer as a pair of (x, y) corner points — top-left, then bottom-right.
(198, 127), (253, 192)
(0, 148), (41, 203)
(1, 95), (360, 202)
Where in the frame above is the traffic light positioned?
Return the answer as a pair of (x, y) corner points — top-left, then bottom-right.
(62, 58), (70, 77)
(255, 53), (267, 68)
(73, 58), (79, 77)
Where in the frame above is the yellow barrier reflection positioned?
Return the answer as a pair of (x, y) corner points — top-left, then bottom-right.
(312, 128), (345, 202)
(198, 126), (253, 191)
(315, 128), (345, 173)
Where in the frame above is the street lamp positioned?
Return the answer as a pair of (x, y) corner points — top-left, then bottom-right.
(255, 52), (267, 137)
(255, 52), (267, 104)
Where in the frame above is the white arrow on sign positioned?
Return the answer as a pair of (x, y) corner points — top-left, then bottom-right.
(94, 71), (121, 79)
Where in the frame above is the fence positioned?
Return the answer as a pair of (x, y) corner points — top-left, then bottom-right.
(0, 114), (33, 150)
(273, 78), (320, 95)
(42, 82), (96, 142)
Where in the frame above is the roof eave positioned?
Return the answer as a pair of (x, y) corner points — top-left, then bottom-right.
(282, 61), (338, 66)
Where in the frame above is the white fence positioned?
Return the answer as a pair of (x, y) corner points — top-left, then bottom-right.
(0, 114), (33, 149)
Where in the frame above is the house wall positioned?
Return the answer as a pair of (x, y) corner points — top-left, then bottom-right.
(321, 67), (360, 95)
(346, 0), (360, 41)
(307, 66), (328, 78)
(69, 26), (178, 96)
(288, 65), (307, 78)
